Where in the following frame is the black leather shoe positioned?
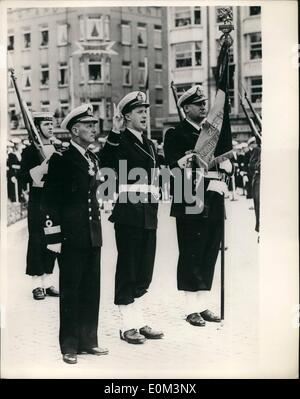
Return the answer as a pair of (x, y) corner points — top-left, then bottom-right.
(120, 329), (146, 344)
(45, 286), (59, 297)
(78, 347), (109, 356)
(139, 326), (164, 339)
(186, 312), (206, 327)
(32, 287), (45, 300)
(63, 353), (77, 364)
(200, 309), (221, 322)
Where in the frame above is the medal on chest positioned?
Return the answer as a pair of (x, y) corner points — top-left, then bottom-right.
(87, 157), (96, 176)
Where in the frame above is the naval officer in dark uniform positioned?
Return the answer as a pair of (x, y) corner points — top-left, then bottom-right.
(43, 104), (108, 364)
(19, 112), (59, 300)
(164, 86), (232, 327)
(100, 91), (164, 344)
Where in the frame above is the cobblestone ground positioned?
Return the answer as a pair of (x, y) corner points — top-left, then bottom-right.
(2, 195), (259, 379)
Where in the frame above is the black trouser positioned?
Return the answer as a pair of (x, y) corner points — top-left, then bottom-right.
(26, 200), (56, 276)
(114, 224), (156, 305)
(58, 245), (101, 354)
(246, 173), (253, 199)
(176, 217), (222, 291)
(252, 175), (260, 232)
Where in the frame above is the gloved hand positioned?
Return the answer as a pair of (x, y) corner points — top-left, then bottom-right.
(177, 153), (194, 169)
(112, 103), (125, 133)
(207, 180), (228, 195)
(219, 159), (233, 174)
(29, 158), (49, 185)
(47, 243), (61, 254)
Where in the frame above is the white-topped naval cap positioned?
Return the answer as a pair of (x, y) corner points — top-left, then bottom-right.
(32, 111), (53, 122)
(177, 85), (207, 108)
(61, 103), (98, 131)
(118, 91), (150, 115)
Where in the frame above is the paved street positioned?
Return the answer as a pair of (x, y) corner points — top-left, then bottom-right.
(2, 195), (259, 379)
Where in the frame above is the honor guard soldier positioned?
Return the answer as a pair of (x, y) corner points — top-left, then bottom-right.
(164, 86), (233, 327)
(19, 112), (59, 300)
(248, 140), (261, 234)
(244, 137), (257, 200)
(43, 104), (108, 364)
(7, 138), (23, 203)
(100, 91), (164, 344)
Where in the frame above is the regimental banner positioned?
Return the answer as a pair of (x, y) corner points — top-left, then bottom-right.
(194, 89), (226, 168)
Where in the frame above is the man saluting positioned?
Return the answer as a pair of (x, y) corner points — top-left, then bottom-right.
(100, 91), (164, 344)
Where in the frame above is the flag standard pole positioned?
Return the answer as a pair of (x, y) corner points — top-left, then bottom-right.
(221, 193), (225, 320)
(144, 57), (151, 139)
(218, 7), (234, 322)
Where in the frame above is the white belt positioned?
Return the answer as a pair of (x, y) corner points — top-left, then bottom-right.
(119, 184), (159, 197)
(204, 171), (222, 179)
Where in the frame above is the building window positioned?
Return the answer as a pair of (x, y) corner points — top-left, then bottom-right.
(138, 62), (146, 88)
(175, 43), (192, 68)
(79, 16), (85, 40)
(194, 7), (201, 24)
(104, 60), (111, 83)
(9, 104), (18, 129)
(155, 99), (163, 106)
(154, 26), (162, 48)
(121, 22), (131, 45)
(89, 99), (105, 119)
(57, 24), (68, 46)
(137, 25), (147, 47)
(174, 7), (201, 27)
(216, 7), (233, 23)
(8, 35), (14, 51)
(22, 67), (31, 90)
(59, 100), (69, 117)
(249, 32), (262, 60)
(175, 42), (201, 68)
(106, 99), (112, 119)
(122, 62), (132, 86)
(250, 76), (262, 104)
(88, 61), (102, 82)
(41, 101), (50, 112)
(174, 7), (191, 27)
(104, 16), (110, 40)
(195, 41), (202, 66)
(87, 16), (103, 40)
(80, 61), (85, 83)
(40, 28), (49, 47)
(40, 65), (49, 87)
(23, 32), (31, 49)
(155, 64), (162, 88)
(58, 63), (68, 86)
(249, 6), (261, 16)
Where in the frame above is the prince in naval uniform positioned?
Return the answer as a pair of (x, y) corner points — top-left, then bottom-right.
(42, 104), (108, 364)
(164, 86), (233, 327)
(100, 91), (164, 344)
